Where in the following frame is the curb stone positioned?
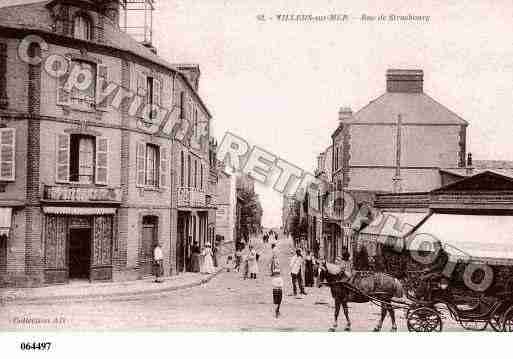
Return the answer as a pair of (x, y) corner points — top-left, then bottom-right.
(1, 268), (226, 306)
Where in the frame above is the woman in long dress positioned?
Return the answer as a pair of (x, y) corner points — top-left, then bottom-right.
(247, 245), (259, 279)
(304, 250), (315, 287)
(201, 243), (215, 274)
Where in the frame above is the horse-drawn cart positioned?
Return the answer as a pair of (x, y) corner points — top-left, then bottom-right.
(404, 274), (513, 332)
(322, 264), (513, 332)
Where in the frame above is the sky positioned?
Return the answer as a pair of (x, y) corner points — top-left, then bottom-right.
(4, 0), (513, 228)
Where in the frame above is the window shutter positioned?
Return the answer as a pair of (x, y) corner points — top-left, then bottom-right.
(137, 72), (146, 97)
(56, 73), (71, 106)
(95, 137), (109, 185)
(55, 133), (70, 183)
(96, 64), (108, 110)
(0, 128), (16, 181)
(136, 141), (146, 187)
(159, 146), (168, 189)
(153, 78), (161, 107)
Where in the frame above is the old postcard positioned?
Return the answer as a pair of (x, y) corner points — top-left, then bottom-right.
(0, 0), (512, 356)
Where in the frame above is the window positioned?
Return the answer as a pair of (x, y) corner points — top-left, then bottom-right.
(136, 74), (160, 121)
(180, 151), (185, 187)
(57, 61), (107, 111)
(136, 142), (168, 188)
(200, 164), (203, 190)
(0, 128), (16, 181)
(55, 134), (108, 185)
(74, 15), (92, 41)
(69, 134), (95, 183)
(194, 160), (197, 188)
(145, 144), (159, 187)
(70, 61), (96, 109)
(187, 155), (191, 187)
(179, 91), (185, 119)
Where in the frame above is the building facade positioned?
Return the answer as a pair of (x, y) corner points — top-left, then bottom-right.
(215, 167), (236, 246)
(0, 0), (214, 286)
(310, 69), (469, 264)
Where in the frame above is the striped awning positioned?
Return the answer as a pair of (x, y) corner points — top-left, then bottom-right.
(42, 207), (117, 215)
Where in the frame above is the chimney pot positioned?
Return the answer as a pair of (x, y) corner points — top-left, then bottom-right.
(386, 69), (423, 93)
(338, 106), (353, 122)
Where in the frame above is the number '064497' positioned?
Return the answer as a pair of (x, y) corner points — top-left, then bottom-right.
(20, 342), (52, 351)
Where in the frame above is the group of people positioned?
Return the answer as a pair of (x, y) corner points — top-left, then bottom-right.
(263, 229), (278, 244)
(233, 242), (260, 279)
(152, 241), (218, 283)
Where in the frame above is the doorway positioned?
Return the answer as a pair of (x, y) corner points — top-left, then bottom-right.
(68, 228), (91, 279)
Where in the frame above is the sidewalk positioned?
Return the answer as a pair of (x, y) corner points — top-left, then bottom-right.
(0, 267), (225, 306)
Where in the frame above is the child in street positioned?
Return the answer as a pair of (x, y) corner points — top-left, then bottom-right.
(271, 270), (284, 318)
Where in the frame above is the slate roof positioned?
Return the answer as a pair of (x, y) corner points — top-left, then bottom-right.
(0, 0), (212, 117)
(345, 92), (467, 125)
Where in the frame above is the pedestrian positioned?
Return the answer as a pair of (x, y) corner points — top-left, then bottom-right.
(225, 255), (233, 272)
(271, 270), (284, 318)
(270, 243), (280, 275)
(153, 243), (163, 283)
(212, 242), (218, 268)
(304, 250), (315, 287)
(247, 245), (259, 279)
(191, 241), (201, 273)
(234, 245), (242, 272)
(201, 243), (215, 274)
(290, 249), (307, 296)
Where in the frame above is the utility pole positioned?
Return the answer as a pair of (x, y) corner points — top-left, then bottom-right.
(393, 114), (403, 193)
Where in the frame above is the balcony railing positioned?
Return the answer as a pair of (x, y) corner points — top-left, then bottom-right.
(177, 187), (216, 208)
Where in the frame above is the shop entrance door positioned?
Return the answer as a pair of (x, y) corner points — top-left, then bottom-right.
(68, 228), (91, 279)
(141, 216), (158, 276)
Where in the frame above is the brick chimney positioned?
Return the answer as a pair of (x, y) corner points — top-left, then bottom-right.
(386, 69), (423, 93)
(466, 152), (473, 176)
(338, 106), (353, 122)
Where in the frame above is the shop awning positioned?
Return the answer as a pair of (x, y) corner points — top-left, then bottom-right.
(409, 213), (513, 265)
(360, 212), (428, 238)
(42, 207), (117, 215)
(0, 207), (12, 237)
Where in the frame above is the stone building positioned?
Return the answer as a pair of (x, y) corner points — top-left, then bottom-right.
(0, 0), (214, 286)
(311, 69), (469, 263)
(332, 69), (467, 194)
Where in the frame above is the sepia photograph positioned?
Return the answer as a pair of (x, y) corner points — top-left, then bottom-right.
(0, 0), (512, 356)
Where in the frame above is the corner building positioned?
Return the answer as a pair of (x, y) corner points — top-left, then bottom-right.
(0, 0), (214, 286)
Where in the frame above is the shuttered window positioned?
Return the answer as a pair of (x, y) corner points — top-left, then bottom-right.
(55, 133), (70, 183)
(56, 133), (109, 184)
(96, 64), (109, 110)
(69, 61), (96, 110)
(73, 15), (92, 41)
(136, 142), (146, 187)
(159, 146), (168, 189)
(180, 151), (184, 186)
(0, 128), (15, 181)
(136, 142), (167, 189)
(95, 137), (109, 185)
(200, 164), (203, 190)
(146, 144), (158, 187)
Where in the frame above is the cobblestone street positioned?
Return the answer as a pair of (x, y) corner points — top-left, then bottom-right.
(1, 236), (464, 331)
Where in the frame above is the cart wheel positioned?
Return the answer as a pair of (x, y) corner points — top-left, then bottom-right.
(407, 307), (443, 332)
(502, 307), (513, 332)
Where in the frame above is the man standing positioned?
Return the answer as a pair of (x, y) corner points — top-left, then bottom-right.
(153, 243), (163, 283)
(289, 249), (307, 296)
